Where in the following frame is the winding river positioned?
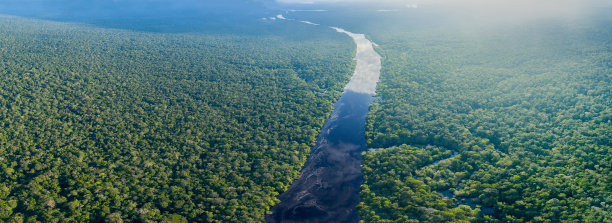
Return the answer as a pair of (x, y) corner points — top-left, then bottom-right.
(267, 27), (381, 223)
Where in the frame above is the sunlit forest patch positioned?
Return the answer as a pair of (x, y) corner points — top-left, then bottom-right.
(360, 21), (611, 222)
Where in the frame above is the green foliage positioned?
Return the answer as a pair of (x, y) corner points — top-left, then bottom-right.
(0, 15), (355, 222)
(359, 145), (478, 222)
(361, 23), (611, 222)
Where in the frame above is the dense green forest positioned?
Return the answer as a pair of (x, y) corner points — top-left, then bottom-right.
(0, 15), (356, 222)
(359, 22), (611, 222)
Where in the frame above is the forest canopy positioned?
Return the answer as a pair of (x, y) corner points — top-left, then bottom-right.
(359, 19), (611, 222)
(0, 15), (355, 222)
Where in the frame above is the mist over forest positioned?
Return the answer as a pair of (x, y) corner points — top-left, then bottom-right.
(2, 0), (610, 33)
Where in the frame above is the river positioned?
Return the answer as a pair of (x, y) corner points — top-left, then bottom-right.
(266, 27), (381, 223)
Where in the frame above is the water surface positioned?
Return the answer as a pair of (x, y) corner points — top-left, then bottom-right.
(267, 28), (381, 223)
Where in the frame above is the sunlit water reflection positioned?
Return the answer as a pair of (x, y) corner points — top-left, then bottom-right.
(267, 28), (381, 223)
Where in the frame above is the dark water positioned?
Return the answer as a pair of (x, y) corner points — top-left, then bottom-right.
(267, 26), (380, 223)
(265, 25), (381, 223)
(267, 90), (373, 223)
